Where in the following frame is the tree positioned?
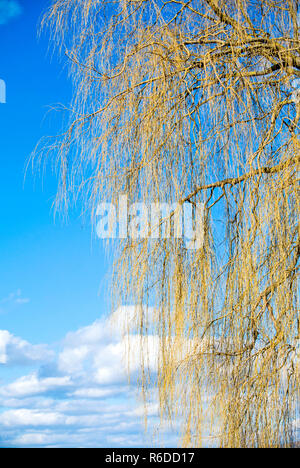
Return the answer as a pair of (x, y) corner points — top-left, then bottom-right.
(39, 0), (300, 447)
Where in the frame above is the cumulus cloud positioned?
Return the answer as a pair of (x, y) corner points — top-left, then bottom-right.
(0, 0), (22, 25)
(0, 330), (53, 366)
(0, 374), (72, 398)
(0, 308), (179, 448)
(293, 419), (300, 430)
(0, 307), (297, 447)
(58, 308), (159, 384)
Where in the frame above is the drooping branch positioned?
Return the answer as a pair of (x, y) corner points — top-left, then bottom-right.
(181, 154), (299, 204)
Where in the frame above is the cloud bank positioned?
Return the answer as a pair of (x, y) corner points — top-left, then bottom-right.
(0, 307), (298, 447)
(0, 330), (52, 366)
(0, 309), (178, 448)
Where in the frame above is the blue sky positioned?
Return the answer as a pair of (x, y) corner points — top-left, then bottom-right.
(0, 0), (179, 448)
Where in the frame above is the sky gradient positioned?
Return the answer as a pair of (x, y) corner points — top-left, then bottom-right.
(0, 0), (178, 448)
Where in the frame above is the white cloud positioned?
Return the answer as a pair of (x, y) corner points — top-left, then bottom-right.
(0, 374), (72, 398)
(58, 345), (90, 374)
(0, 330), (53, 366)
(71, 387), (124, 399)
(110, 305), (156, 333)
(0, 307), (297, 447)
(0, 409), (65, 427)
(0, 0), (22, 25)
(0, 309), (179, 447)
(58, 307), (159, 385)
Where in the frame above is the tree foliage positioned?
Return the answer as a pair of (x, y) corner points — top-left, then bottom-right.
(39, 0), (300, 447)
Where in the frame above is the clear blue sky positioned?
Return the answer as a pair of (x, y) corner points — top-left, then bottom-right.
(0, 0), (178, 448)
(0, 0), (111, 343)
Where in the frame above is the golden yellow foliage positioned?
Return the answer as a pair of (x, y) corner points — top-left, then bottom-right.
(37, 0), (299, 447)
